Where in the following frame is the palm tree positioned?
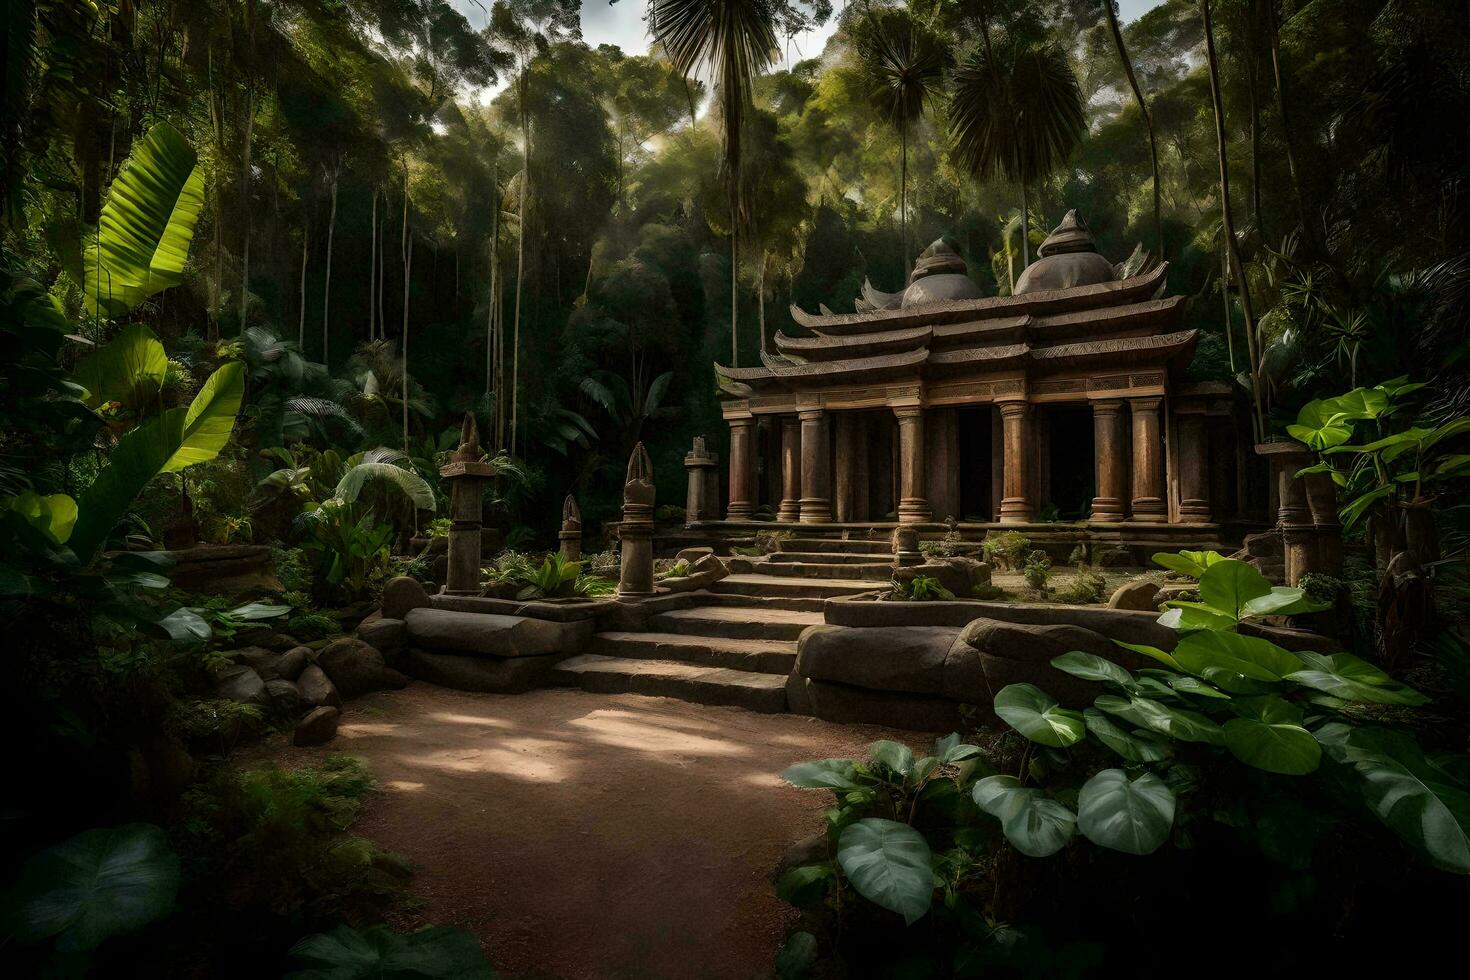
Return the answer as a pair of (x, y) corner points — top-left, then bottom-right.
(1101, 1), (1162, 257)
(655, 0), (779, 369)
(1202, 0), (1265, 439)
(856, 9), (948, 271)
(949, 36), (1085, 267)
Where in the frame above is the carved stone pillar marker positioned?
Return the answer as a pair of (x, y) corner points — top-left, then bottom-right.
(1129, 397), (1167, 523)
(798, 408), (833, 523)
(1176, 410), (1211, 522)
(617, 442), (656, 598)
(726, 415), (755, 520)
(439, 413), (498, 595)
(998, 401), (1034, 523)
(559, 495), (582, 561)
(777, 416), (802, 522)
(1305, 471), (1343, 576)
(893, 525), (923, 567)
(1090, 399), (1128, 522)
(683, 436), (718, 525)
(1256, 441), (1318, 586)
(894, 406), (932, 524)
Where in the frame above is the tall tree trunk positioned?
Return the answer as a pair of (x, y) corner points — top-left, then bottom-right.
(1105, 0), (1163, 258)
(757, 248), (767, 355)
(1265, 0), (1312, 247)
(322, 163), (339, 365)
(368, 188), (376, 341)
(1203, 0), (1265, 440)
(378, 185), (387, 340)
(900, 122), (908, 271)
(488, 160), (498, 403)
(238, 88), (256, 327)
(512, 84), (528, 458)
(298, 213), (309, 347)
(1247, 49), (1263, 239)
(401, 179), (412, 451)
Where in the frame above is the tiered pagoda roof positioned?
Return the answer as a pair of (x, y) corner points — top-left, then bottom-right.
(717, 214), (1196, 397)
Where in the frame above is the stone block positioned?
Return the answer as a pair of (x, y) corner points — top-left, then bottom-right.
(401, 649), (559, 694)
(404, 608), (582, 658)
(358, 616), (406, 653)
(805, 679), (964, 733)
(796, 625), (960, 696)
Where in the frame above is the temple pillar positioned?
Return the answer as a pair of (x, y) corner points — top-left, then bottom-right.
(617, 443), (656, 598)
(834, 413), (865, 522)
(1256, 441), (1318, 586)
(926, 408), (960, 523)
(1129, 397), (1167, 523)
(894, 406), (931, 523)
(998, 401), (1034, 523)
(1177, 410), (1211, 522)
(798, 408), (832, 523)
(990, 407), (1004, 522)
(776, 415), (801, 522)
(725, 414), (755, 520)
(1305, 471), (1343, 576)
(439, 414), (498, 595)
(1090, 399), (1128, 521)
(683, 436), (718, 524)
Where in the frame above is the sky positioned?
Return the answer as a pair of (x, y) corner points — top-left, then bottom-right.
(452, 1), (1169, 74)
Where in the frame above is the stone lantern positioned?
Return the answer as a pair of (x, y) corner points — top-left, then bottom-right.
(559, 495), (582, 561)
(617, 442), (656, 598)
(439, 413), (497, 595)
(683, 436), (719, 525)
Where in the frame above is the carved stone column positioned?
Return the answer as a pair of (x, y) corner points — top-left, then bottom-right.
(1305, 471), (1343, 576)
(726, 415), (755, 520)
(834, 413), (864, 522)
(559, 495), (582, 561)
(894, 406), (931, 523)
(776, 416), (801, 522)
(798, 408), (832, 522)
(1090, 399), (1128, 522)
(617, 442), (656, 598)
(1176, 410), (1211, 522)
(439, 414), (498, 595)
(1129, 397), (1167, 523)
(990, 407), (1004, 522)
(998, 401), (1034, 523)
(683, 436), (718, 524)
(1256, 441), (1318, 586)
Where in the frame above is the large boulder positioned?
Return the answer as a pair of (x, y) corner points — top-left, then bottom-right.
(265, 678), (308, 717)
(215, 665), (269, 706)
(381, 576), (432, 620)
(293, 706), (340, 746)
(403, 608), (568, 658)
(796, 625), (960, 696)
(954, 619), (1148, 708)
(402, 649), (558, 694)
(234, 646), (284, 681)
(357, 616), (406, 654)
(316, 638), (409, 700)
(892, 557), (991, 597)
(804, 679), (965, 733)
(296, 663), (342, 708)
(276, 646), (310, 681)
(1108, 580), (1161, 612)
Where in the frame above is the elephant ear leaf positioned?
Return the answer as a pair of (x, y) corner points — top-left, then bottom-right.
(286, 924), (492, 979)
(3, 823), (179, 952)
(835, 818), (934, 925)
(84, 122), (205, 316)
(161, 361), (246, 473)
(69, 323), (169, 413)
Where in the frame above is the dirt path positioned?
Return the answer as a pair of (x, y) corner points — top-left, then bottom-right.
(282, 685), (930, 980)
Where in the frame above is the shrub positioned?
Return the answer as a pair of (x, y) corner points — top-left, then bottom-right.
(1068, 543), (1088, 566)
(425, 517), (452, 539)
(971, 582), (1008, 601)
(1022, 549), (1052, 591)
(271, 546), (313, 595)
(660, 559), (690, 579)
(982, 530), (1031, 570)
(1054, 566), (1107, 604)
(1300, 572), (1344, 606)
(890, 575), (955, 601)
(287, 612), (339, 641)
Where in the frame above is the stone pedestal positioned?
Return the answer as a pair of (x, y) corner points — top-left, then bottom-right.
(798, 408), (832, 523)
(894, 406), (931, 524)
(777, 416), (801, 522)
(1256, 441), (1318, 586)
(558, 495), (582, 561)
(1176, 410), (1211, 522)
(683, 436), (719, 525)
(893, 526), (923, 567)
(726, 415), (755, 520)
(1305, 471), (1343, 576)
(439, 414), (499, 595)
(618, 442), (656, 598)
(1090, 399), (1128, 522)
(1129, 397), (1167, 523)
(998, 401), (1034, 523)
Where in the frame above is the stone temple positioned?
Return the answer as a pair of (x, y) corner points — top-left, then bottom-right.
(703, 211), (1243, 552)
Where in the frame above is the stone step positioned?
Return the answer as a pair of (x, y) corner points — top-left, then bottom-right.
(766, 551), (895, 565)
(776, 537), (893, 555)
(553, 654), (789, 713)
(588, 631), (796, 674)
(713, 574), (879, 600)
(650, 606), (823, 641)
(754, 560), (894, 581)
(696, 593), (831, 613)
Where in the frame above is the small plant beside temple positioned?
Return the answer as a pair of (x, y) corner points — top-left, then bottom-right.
(1053, 565), (1107, 604)
(1022, 550), (1053, 592)
(890, 575), (956, 601)
(982, 531), (1031, 570)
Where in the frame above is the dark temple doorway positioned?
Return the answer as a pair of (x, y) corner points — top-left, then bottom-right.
(1042, 404), (1095, 520)
(957, 407), (993, 521)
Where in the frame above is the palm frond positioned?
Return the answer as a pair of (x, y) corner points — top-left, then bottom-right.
(335, 462), (435, 512)
(949, 39), (1085, 185)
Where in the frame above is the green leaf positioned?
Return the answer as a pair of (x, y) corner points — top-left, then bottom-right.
(1198, 559), (1273, 620)
(972, 776), (1077, 857)
(835, 818), (934, 925)
(1172, 631), (1303, 682)
(1050, 651), (1132, 687)
(8, 492), (78, 545)
(1323, 727), (1470, 874)
(154, 606), (211, 645)
(161, 361), (246, 473)
(1243, 586), (1328, 618)
(1094, 694), (1224, 745)
(1083, 708), (1169, 762)
(1157, 602), (1238, 632)
(1221, 697), (1321, 775)
(1168, 674), (1230, 699)
(3, 823), (179, 952)
(781, 759), (863, 791)
(931, 733), (981, 764)
(869, 740), (915, 777)
(84, 123), (206, 316)
(1151, 549), (1227, 578)
(286, 924), (493, 979)
(1076, 769), (1175, 854)
(1287, 652), (1428, 706)
(775, 931), (819, 980)
(69, 324), (168, 414)
(993, 684), (1085, 748)
(1339, 484), (1394, 529)
(776, 864), (834, 906)
(228, 602), (292, 621)
(1113, 639), (1182, 671)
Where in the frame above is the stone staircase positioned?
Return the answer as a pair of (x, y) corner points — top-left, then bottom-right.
(1232, 529), (1286, 584)
(553, 550), (886, 712)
